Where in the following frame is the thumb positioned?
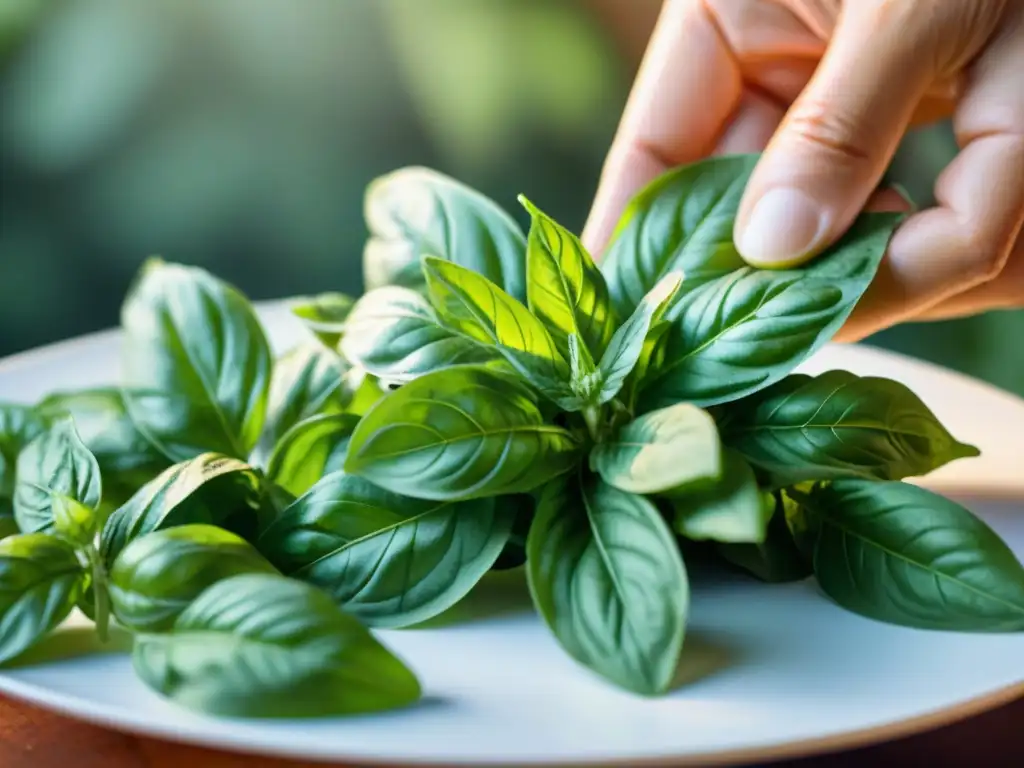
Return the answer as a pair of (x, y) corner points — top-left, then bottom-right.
(733, 4), (950, 268)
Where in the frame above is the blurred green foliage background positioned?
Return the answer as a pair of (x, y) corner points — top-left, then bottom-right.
(2, 0), (1024, 397)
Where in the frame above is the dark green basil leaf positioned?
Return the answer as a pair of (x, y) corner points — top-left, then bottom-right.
(363, 166), (527, 302)
(258, 472), (513, 627)
(110, 524), (277, 633)
(526, 473), (688, 695)
(716, 496), (811, 583)
(132, 573), (421, 718)
(423, 257), (575, 406)
(290, 292), (355, 349)
(345, 366), (581, 501)
(804, 480), (1024, 631)
(490, 494), (534, 571)
(120, 259), (272, 462)
(14, 417), (102, 536)
(0, 505), (17, 540)
(254, 343), (350, 463)
(590, 403), (721, 495)
(672, 451), (771, 543)
(720, 370), (980, 484)
(99, 453), (271, 568)
(521, 196), (614, 358)
(595, 272), (682, 405)
(0, 533), (87, 664)
(35, 388), (170, 511)
(639, 213), (902, 409)
(340, 286), (496, 383)
(266, 413), (360, 497)
(600, 154), (758, 317)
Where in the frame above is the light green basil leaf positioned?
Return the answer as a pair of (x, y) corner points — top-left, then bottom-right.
(720, 370), (980, 484)
(290, 292), (356, 349)
(14, 418), (102, 535)
(36, 388), (171, 511)
(120, 259), (273, 462)
(804, 480), (1024, 631)
(716, 496), (811, 583)
(562, 333), (600, 410)
(520, 195), (614, 358)
(600, 155), (759, 317)
(639, 213), (902, 409)
(99, 453), (272, 568)
(254, 343), (350, 464)
(590, 403), (721, 495)
(423, 257), (574, 406)
(109, 524), (277, 633)
(0, 404), (48, 505)
(0, 533), (88, 665)
(526, 474), (688, 695)
(345, 369), (387, 417)
(132, 573), (421, 718)
(363, 166), (527, 301)
(340, 286), (496, 383)
(345, 366), (580, 501)
(266, 413), (360, 497)
(51, 496), (99, 546)
(258, 471), (513, 628)
(672, 451), (771, 544)
(595, 272), (682, 405)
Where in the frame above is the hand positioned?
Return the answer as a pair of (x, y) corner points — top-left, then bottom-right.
(583, 0), (1024, 341)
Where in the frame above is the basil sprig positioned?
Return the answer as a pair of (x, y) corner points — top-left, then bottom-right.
(1, 155), (1014, 712)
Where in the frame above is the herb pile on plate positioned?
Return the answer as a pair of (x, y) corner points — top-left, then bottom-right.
(1, 154), (1022, 715)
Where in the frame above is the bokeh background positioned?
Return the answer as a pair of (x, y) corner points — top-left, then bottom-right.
(3, 0), (1024, 396)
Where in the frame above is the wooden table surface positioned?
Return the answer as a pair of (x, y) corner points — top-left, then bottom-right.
(1, 693), (1020, 768)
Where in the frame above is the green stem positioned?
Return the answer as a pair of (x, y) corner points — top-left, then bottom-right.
(582, 405), (602, 443)
(87, 546), (110, 643)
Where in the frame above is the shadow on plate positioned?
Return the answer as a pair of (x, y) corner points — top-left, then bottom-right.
(405, 568), (535, 630)
(1, 625), (134, 668)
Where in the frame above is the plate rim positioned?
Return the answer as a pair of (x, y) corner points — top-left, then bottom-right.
(1, 307), (1023, 765)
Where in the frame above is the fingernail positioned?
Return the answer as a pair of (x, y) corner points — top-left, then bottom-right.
(736, 188), (828, 265)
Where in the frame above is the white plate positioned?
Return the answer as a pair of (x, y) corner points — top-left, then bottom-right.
(0, 304), (1022, 767)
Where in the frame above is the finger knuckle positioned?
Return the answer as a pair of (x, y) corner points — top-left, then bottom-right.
(782, 100), (873, 165)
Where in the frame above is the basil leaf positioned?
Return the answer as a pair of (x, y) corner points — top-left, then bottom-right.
(521, 196), (614, 358)
(132, 573), (421, 718)
(363, 166), (528, 302)
(14, 418), (102, 536)
(590, 403), (721, 495)
(0, 533), (88, 665)
(290, 292), (355, 349)
(526, 474), (688, 695)
(720, 371), (980, 485)
(258, 472), (513, 628)
(490, 494), (534, 571)
(345, 366), (581, 501)
(595, 272), (682, 405)
(639, 213), (902, 409)
(36, 388), (170, 511)
(254, 343), (350, 463)
(600, 154), (758, 317)
(120, 260), (273, 462)
(346, 369), (387, 416)
(565, 333), (600, 408)
(99, 453), (271, 568)
(109, 524), (277, 633)
(266, 413), (360, 497)
(672, 451), (771, 544)
(340, 286), (496, 383)
(0, 403), (48, 504)
(423, 257), (575, 406)
(716, 496), (811, 583)
(804, 480), (1024, 631)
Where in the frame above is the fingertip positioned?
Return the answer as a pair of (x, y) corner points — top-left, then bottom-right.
(734, 186), (830, 268)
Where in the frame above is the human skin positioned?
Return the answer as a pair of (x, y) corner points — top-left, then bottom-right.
(583, 0), (1024, 341)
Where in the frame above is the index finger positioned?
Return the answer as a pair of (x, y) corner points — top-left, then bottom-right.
(581, 0), (742, 257)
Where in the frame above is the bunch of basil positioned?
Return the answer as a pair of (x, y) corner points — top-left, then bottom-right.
(2, 154), (1023, 714)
